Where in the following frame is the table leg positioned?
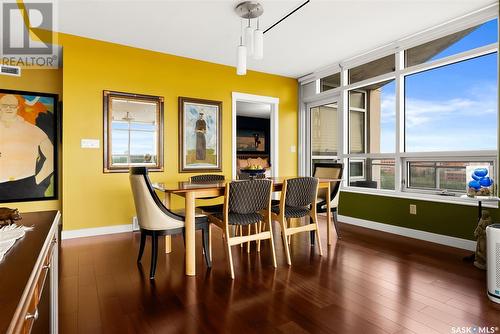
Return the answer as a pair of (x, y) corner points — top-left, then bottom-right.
(326, 184), (332, 246)
(164, 193), (172, 254)
(185, 192), (196, 276)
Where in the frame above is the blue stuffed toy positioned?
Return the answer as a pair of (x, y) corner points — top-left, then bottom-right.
(468, 168), (493, 197)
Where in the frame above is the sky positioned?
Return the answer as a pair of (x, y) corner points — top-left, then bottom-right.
(379, 18), (498, 153)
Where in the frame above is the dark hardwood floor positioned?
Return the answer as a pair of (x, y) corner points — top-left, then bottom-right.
(59, 217), (500, 333)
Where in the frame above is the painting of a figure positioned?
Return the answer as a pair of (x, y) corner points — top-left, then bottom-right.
(0, 89), (58, 202)
(179, 97), (222, 172)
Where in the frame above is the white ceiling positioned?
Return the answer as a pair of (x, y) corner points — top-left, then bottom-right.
(57, 0), (496, 78)
(237, 101), (271, 118)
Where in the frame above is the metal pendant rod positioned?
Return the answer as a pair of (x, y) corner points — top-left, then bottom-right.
(264, 0), (310, 34)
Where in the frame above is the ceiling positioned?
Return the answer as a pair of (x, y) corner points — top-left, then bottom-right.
(57, 0), (495, 78)
(237, 101), (271, 118)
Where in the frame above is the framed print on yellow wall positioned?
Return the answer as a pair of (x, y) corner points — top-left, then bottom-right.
(179, 97), (222, 172)
(0, 89), (58, 202)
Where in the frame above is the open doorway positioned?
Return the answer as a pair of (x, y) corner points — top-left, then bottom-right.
(232, 92), (279, 179)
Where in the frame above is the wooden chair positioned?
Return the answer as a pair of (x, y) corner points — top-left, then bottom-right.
(271, 177), (322, 265)
(313, 163), (343, 239)
(208, 179), (277, 279)
(189, 174), (225, 214)
(130, 167), (211, 279)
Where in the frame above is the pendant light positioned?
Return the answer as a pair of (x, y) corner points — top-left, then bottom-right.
(237, 21), (247, 75)
(235, 1), (264, 75)
(245, 18), (254, 56)
(253, 18), (263, 60)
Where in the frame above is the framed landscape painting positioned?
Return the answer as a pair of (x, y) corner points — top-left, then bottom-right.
(0, 89), (58, 202)
(237, 129), (266, 152)
(179, 97), (222, 172)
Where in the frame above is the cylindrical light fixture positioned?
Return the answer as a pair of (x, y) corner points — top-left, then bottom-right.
(237, 42), (247, 75)
(253, 19), (263, 60)
(245, 19), (254, 56)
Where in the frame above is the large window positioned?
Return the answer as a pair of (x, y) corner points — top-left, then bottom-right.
(405, 53), (498, 152)
(303, 14), (498, 200)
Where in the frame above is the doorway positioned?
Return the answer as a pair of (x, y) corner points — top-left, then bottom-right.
(232, 92), (279, 179)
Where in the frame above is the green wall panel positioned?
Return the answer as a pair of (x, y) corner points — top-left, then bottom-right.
(338, 192), (500, 241)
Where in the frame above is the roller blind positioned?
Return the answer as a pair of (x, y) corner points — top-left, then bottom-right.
(311, 105), (337, 156)
(350, 110), (365, 153)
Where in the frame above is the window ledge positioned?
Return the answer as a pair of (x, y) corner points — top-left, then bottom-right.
(341, 187), (499, 209)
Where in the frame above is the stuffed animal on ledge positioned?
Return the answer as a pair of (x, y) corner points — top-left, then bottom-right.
(0, 208), (22, 226)
(473, 209), (492, 270)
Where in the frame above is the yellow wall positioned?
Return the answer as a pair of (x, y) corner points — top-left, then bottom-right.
(59, 33), (298, 231)
(0, 68), (62, 212)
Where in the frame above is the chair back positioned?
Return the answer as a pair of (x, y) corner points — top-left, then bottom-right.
(313, 163), (343, 207)
(190, 174), (225, 182)
(227, 179), (272, 214)
(129, 167), (183, 230)
(284, 177), (319, 208)
(237, 173), (266, 180)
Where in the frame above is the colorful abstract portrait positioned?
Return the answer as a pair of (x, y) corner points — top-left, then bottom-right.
(0, 89), (58, 202)
(179, 97), (222, 172)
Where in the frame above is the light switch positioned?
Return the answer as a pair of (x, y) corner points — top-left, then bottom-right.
(81, 139), (100, 149)
(290, 145), (296, 153)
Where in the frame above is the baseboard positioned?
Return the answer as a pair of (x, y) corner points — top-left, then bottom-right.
(61, 224), (133, 240)
(338, 215), (476, 251)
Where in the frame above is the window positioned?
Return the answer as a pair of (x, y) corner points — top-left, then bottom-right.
(405, 53), (498, 152)
(320, 73), (341, 92)
(349, 80), (396, 154)
(405, 18), (498, 67)
(349, 54), (395, 84)
(302, 14), (498, 201)
(349, 159), (395, 190)
(406, 161), (495, 194)
(103, 91), (164, 172)
(311, 103), (338, 156)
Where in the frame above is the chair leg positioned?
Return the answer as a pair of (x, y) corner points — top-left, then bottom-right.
(280, 219), (292, 265)
(286, 218), (291, 245)
(247, 225), (251, 254)
(312, 214), (323, 256)
(208, 224), (213, 261)
(309, 215), (315, 246)
(150, 232), (159, 280)
(333, 210), (341, 239)
(239, 226), (243, 248)
(201, 226), (212, 268)
(225, 228), (235, 279)
(137, 231), (146, 263)
(268, 222), (277, 268)
(257, 222), (262, 252)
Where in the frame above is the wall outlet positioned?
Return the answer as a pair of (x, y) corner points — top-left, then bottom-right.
(290, 145), (296, 153)
(409, 204), (417, 215)
(81, 138), (100, 149)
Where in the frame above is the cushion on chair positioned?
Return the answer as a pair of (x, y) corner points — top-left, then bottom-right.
(197, 204), (223, 214)
(237, 158), (250, 169)
(271, 205), (310, 218)
(212, 212), (263, 225)
(190, 174), (225, 182)
(285, 177), (318, 207)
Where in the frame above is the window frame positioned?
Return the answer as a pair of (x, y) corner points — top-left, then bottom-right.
(298, 11), (499, 205)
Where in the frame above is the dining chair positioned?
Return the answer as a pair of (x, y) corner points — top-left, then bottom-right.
(271, 177), (322, 265)
(208, 179), (277, 279)
(130, 167), (211, 279)
(313, 162), (344, 239)
(190, 174), (225, 214)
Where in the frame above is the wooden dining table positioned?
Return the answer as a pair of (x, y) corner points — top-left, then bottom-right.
(153, 177), (341, 276)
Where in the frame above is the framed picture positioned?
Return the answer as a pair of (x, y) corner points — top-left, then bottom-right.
(179, 97), (222, 172)
(103, 91), (164, 173)
(237, 129), (266, 152)
(0, 89), (58, 203)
